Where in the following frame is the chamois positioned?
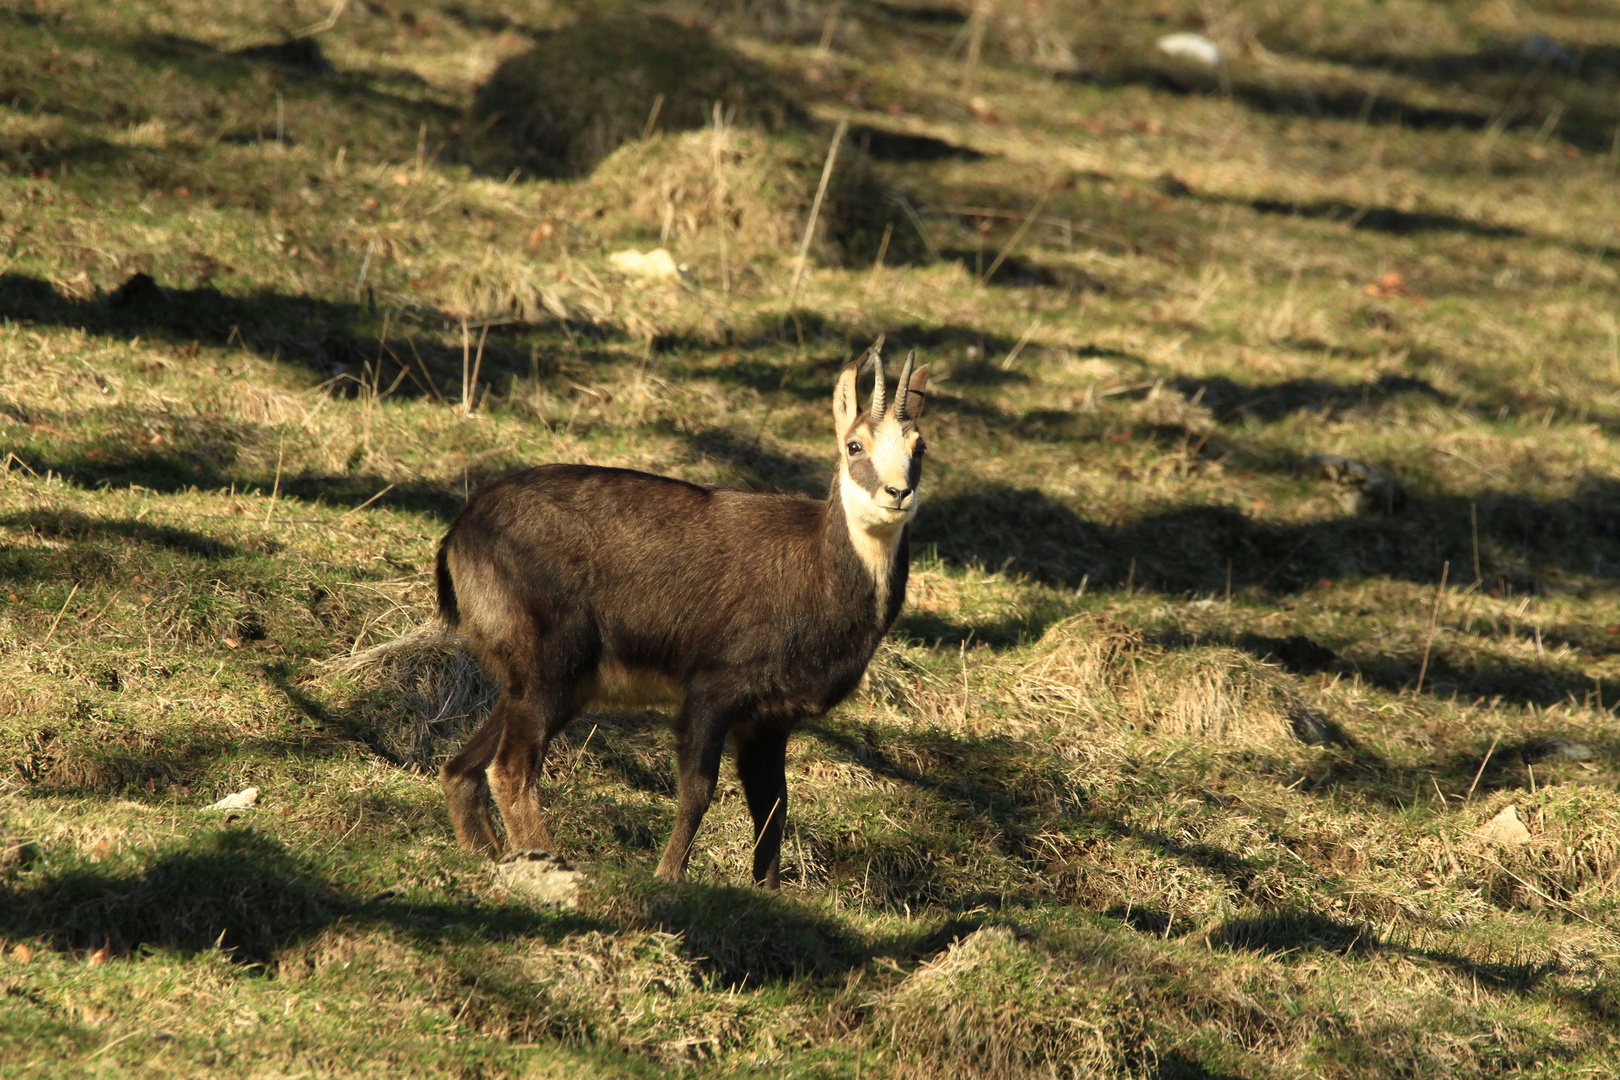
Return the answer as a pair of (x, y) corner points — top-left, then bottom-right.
(434, 344), (930, 886)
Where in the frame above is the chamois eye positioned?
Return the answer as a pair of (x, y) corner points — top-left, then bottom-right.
(846, 441), (864, 456)
(913, 441), (926, 458)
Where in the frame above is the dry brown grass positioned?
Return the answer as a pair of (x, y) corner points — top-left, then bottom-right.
(5, 0), (1620, 1076)
(866, 615), (1297, 748)
(873, 926), (1127, 1079)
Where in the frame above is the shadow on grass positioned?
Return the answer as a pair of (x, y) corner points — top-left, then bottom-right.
(670, 424), (830, 497)
(0, 8), (456, 171)
(938, 248), (1111, 290)
(1296, 726), (1620, 810)
(718, 310), (1027, 361)
(7, 443), (473, 524)
(804, 715), (1588, 1001)
(915, 477), (1620, 596)
(1118, 904), (1559, 996)
(0, 273), (555, 403)
(1150, 1052), (1252, 1080)
(1246, 197), (1523, 239)
(0, 508), (249, 563)
(850, 125), (986, 161)
(920, 479), (1620, 712)
(1302, 44), (1620, 156)
(1167, 372), (1454, 422)
(1092, 35), (1619, 161)
(1225, 69), (1616, 158)
(268, 667), (409, 768)
(0, 829), (592, 967)
(0, 826), (934, 988)
(803, 717), (1286, 913)
(15, 720), (425, 797)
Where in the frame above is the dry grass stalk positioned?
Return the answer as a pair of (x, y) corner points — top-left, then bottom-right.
(1415, 561), (1450, 695)
(787, 117), (849, 305)
(980, 181), (1053, 286)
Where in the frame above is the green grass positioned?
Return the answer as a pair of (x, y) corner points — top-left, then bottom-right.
(4, 0), (1620, 1075)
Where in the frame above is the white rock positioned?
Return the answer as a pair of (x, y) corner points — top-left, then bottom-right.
(1476, 805), (1531, 845)
(1156, 33), (1222, 68)
(493, 850), (584, 909)
(608, 248), (680, 281)
(205, 787), (260, 811)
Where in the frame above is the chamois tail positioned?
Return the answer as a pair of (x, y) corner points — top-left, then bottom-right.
(435, 535), (460, 627)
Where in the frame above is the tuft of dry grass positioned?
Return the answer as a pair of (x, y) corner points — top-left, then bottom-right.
(438, 248), (577, 327)
(466, 11), (803, 178)
(870, 614), (1299, 747)
(875, 926), (1126, 1079)
(321, 622), (494, 768)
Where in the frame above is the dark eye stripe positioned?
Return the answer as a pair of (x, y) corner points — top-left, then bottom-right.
(848, 455), (882, 493)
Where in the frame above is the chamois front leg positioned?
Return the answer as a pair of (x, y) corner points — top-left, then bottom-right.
(736, 727), (790, 888)
(486, 692), (571, 854)
(656, 696), (736, 882)
(441, 708), (503, 855)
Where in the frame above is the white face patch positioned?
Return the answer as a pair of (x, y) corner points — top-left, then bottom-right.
(840, 467), (907, 619)
(839, 415), (920, 618)
(830, 349), (929, 620)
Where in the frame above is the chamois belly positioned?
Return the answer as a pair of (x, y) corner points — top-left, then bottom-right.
(574, 661), (685, 710)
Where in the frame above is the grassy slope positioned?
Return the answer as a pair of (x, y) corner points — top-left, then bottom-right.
(3, 0), (1620, 1076)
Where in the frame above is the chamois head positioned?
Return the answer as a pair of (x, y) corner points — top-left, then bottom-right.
(834, 340), (930, 535)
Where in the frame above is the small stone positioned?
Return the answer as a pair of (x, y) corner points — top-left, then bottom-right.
(1155, 33), (1222, 68)
(1476, 805), (1531, 845)
(205, 787), (260, 811)
(492, 849), (583, 909)
(608, 248), (680, 282)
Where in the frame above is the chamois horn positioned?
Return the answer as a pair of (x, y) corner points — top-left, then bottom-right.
(895, 350), (916, 420)
(868, 343), (887, 417)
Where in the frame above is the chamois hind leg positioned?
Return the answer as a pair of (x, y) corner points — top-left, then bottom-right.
(655, 694), (739, 882)
(441, 709), (503, 855)
(736, 727), (790, 888)
(487, 689), (574, 854)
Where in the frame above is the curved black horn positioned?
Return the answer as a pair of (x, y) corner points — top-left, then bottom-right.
(869, 347), (887, 417)
(894, 351), (916, 419)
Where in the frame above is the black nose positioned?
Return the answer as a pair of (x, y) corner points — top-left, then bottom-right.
(885, 485), (913, 501)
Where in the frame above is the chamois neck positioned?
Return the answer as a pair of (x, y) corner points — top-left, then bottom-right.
(826, 467), (907, 623)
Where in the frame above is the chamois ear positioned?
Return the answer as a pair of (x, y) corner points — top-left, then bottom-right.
(902, 361), (930, 421)
(833, 362), (860, 436)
